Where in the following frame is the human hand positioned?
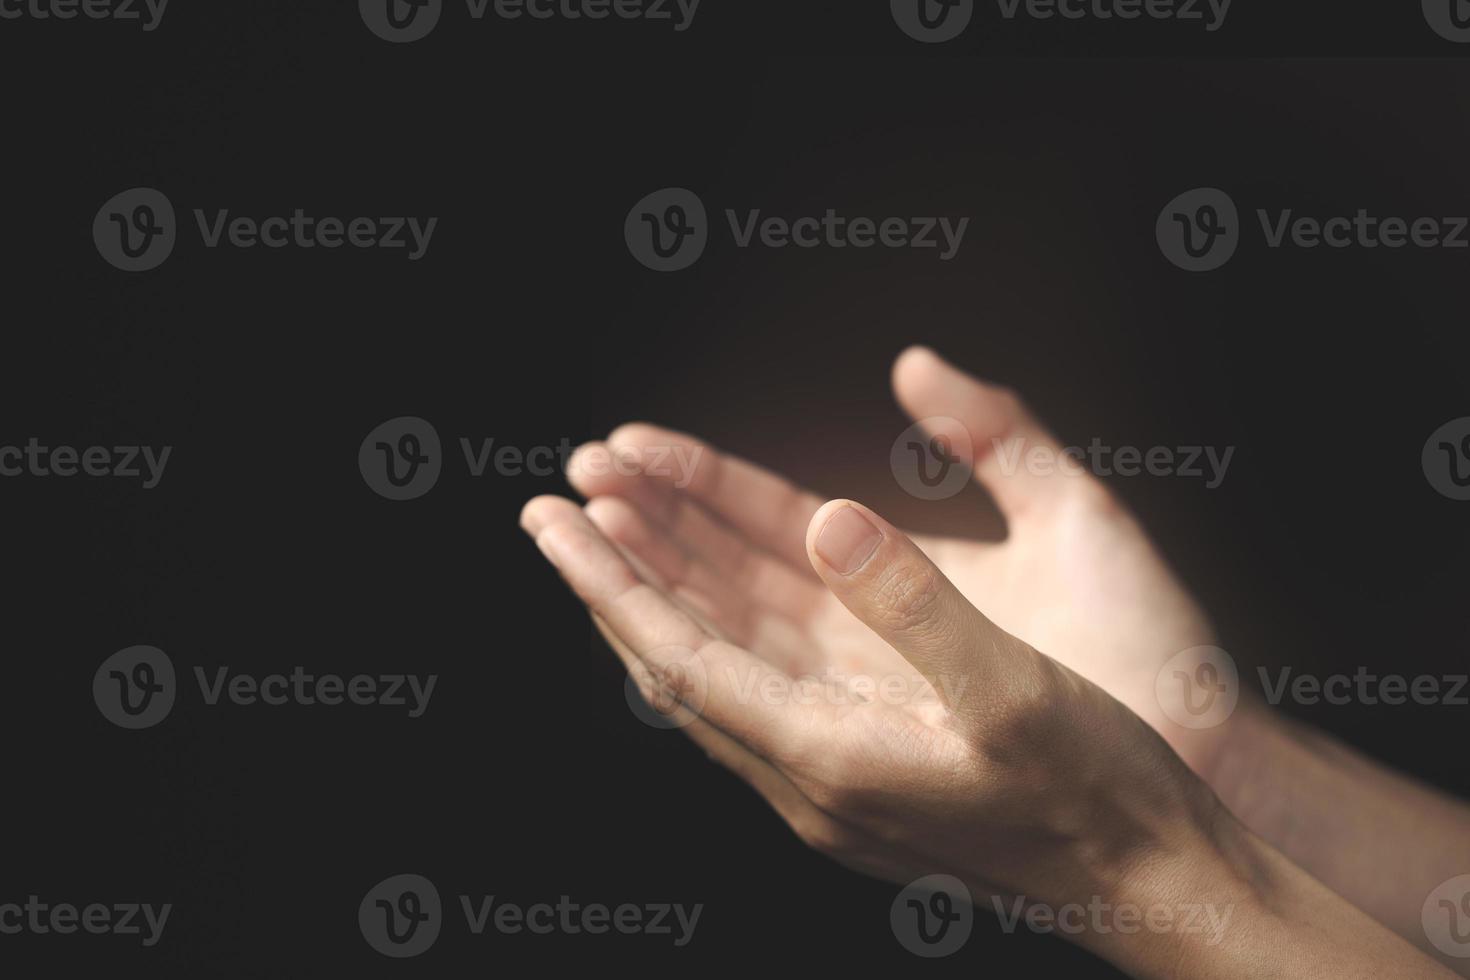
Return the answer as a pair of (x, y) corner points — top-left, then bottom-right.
(520, 492), (1447, 978)
(562, 347), (1237, 784)
(521, 486), (1216, 907)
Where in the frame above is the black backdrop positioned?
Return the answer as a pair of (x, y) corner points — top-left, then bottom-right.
(3, 3), (1469, 977)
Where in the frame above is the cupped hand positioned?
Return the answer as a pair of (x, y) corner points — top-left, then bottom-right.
(520, 348), (1457, 979)
(558, 347), (1234, 782)
(520, 492), (1224, 918)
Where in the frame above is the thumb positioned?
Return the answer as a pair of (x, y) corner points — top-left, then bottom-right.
(892, 345), (1102, 523)
(804, 499), (1030, 713)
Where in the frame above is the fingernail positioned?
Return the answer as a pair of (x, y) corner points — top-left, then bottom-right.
(815, 506), (882, 575)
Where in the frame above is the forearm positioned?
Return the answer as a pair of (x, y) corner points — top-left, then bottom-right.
(1211, 700), (1470, 969)
(1071, 805), (1456, 979)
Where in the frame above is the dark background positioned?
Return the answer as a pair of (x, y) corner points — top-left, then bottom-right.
(2, 2), (1468, 976)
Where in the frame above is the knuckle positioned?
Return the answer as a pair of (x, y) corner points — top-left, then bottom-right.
(972, 656), (1075, 768)
(792, 735), (895, 818)
(793, 753), (861, 815)
(655, 659), (698, 703)
(869, 561), (944, 634)
(807, 779), (858, 815)
(792, 816), (854, 856)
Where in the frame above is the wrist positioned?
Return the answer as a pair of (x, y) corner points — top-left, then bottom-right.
(1054, 803), (1281, 979)
(1196, 696), (1302, 852)
(1182, 691), (1279, 825)
(981, 720), (1261, 974)
(1076, 802), (1454, 979)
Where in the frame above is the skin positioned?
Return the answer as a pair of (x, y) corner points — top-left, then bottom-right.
(520, 346), (1468, 977)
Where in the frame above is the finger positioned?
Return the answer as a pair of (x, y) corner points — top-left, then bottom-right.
(593, 612), (795, 799)
(891, 346), (1102, 523)
(569, 442), (827, 623)
(583, 495), (816, 673)
(601, 423), (826, 574)
(527, 502), (814, 756)
(805, 498), (1032, 716)
(566, 442), (672, 521)
(520, 493), (585, 536)
(591, 612), (912, 882)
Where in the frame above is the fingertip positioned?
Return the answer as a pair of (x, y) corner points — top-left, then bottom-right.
(804, 499), (851, 557)
(807, 499), (888, 577)
(891, 347), (958, 417)
(583, 495), (643, 545)
(893, 344), (940, 373)
(520, 494), (580, 536)
(606, 421), (668, 451)
(566, 441), (616, 496)
(892, 343), (944, 384)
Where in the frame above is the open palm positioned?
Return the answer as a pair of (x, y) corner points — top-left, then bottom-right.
(564, 347), (1228, 779)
